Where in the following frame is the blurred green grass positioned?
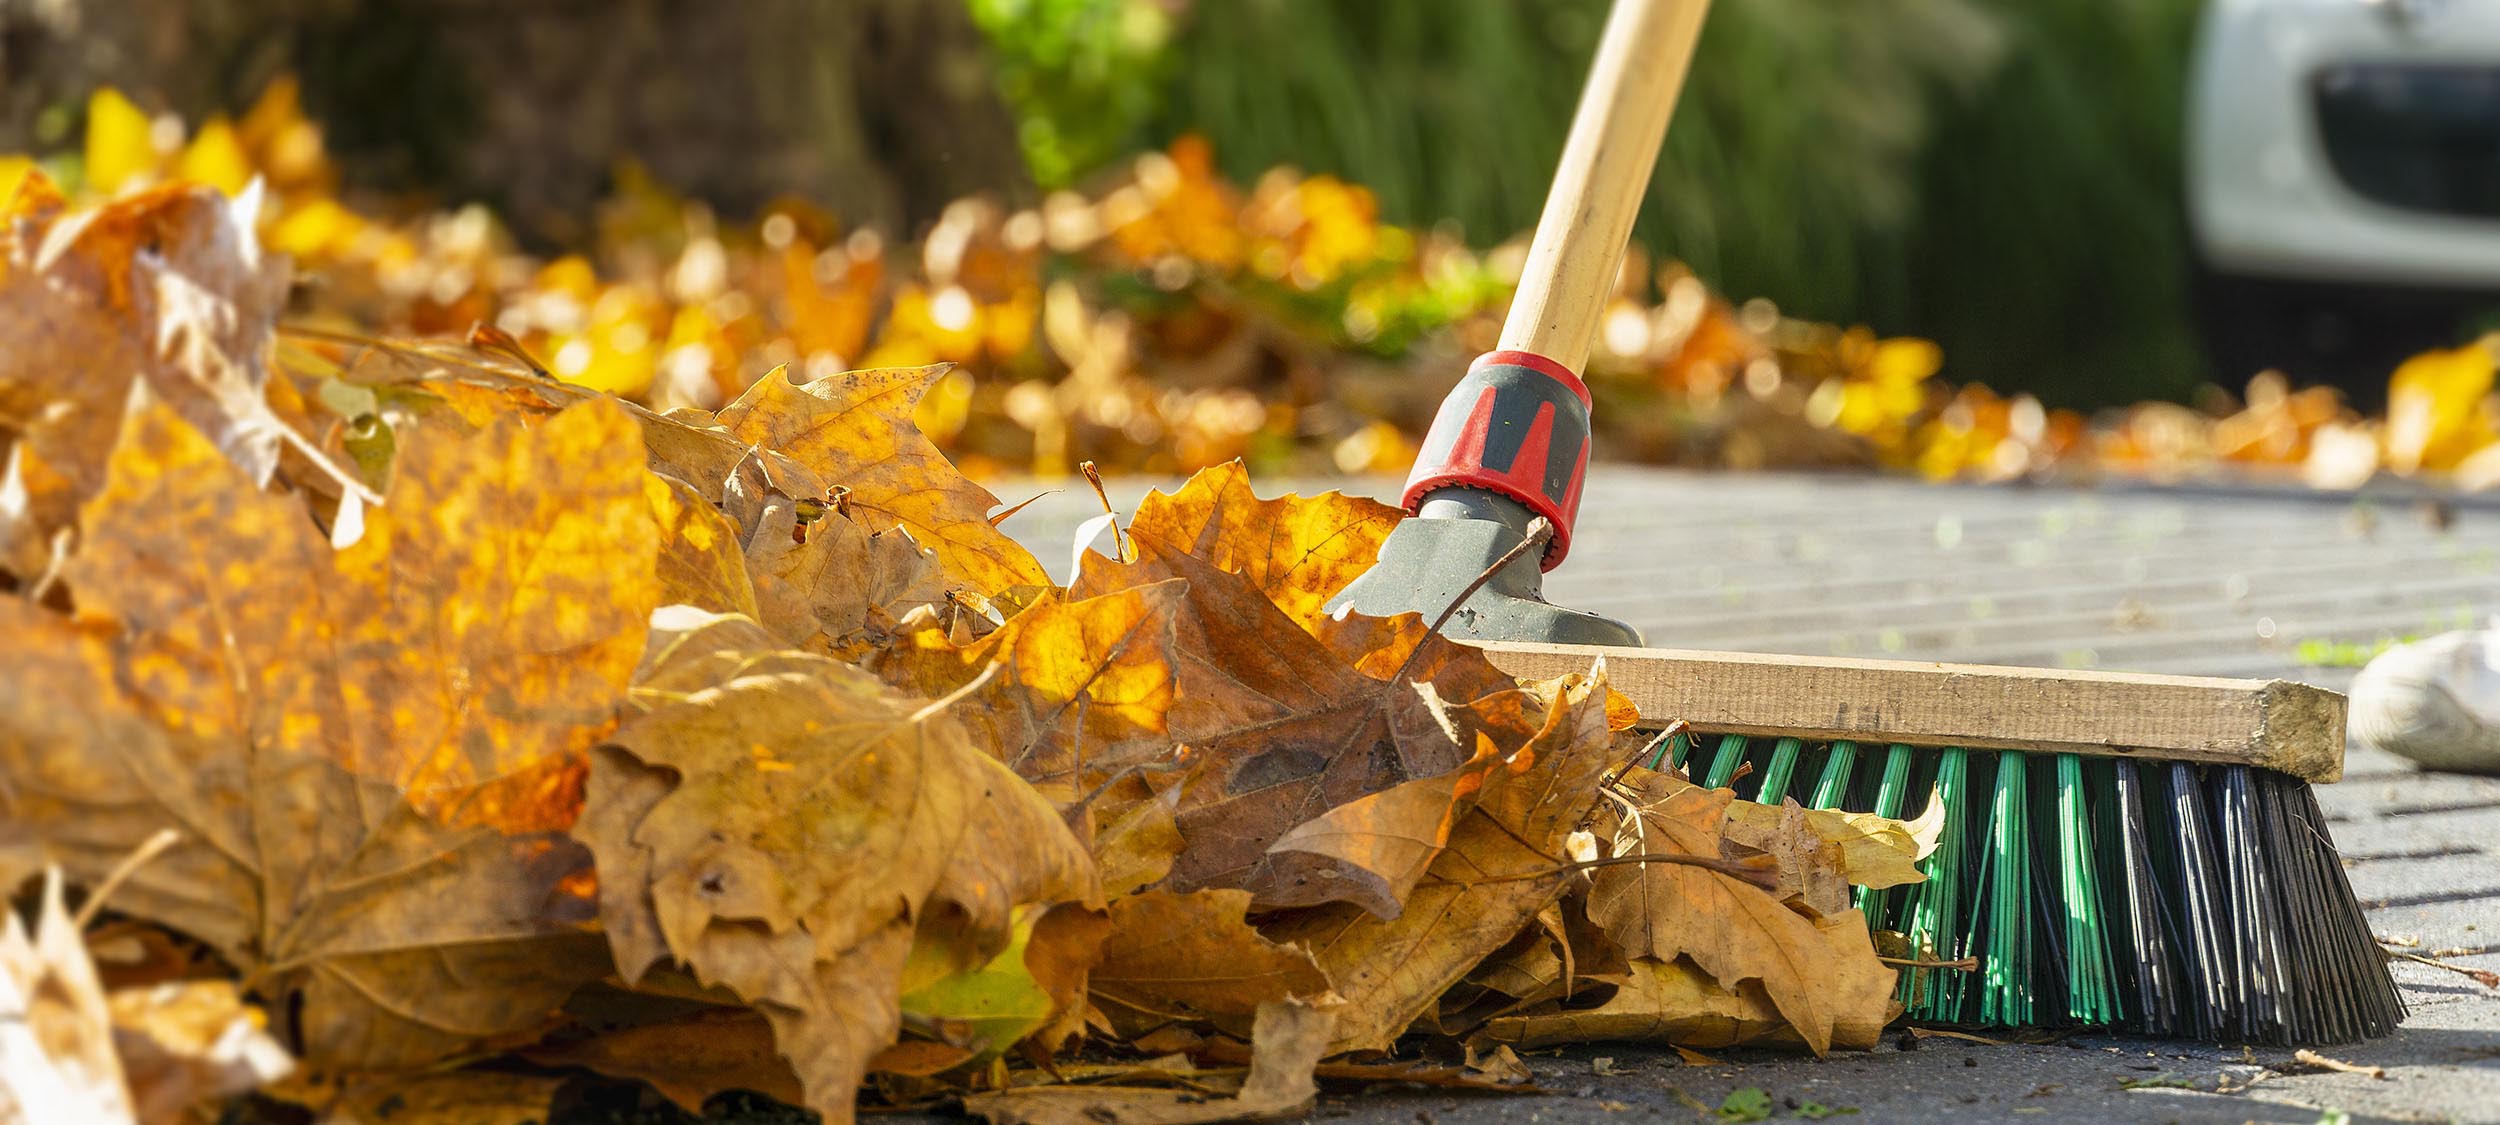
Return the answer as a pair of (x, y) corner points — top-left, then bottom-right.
(972, 0), (2209, 409)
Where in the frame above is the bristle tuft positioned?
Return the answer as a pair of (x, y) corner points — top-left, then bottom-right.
(2054, 754), (2119, 1023)
(1758, 737), (1804, 804)
(1702, 733), (1748, 791)
(1977, 751), (2033, 1025)
(1810, 740), (1857, 810)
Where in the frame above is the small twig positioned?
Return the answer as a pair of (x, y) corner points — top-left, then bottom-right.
(1393, 516), (1553, 686)
(74, 828), (181, 930)
(988, 490), (1058, 528)
(1078, 462), (1127, 561)
(2291, 1049), (2388, 1080)
(1434, 850), (1778, 890)
(467, 321), (553, 379)
(1908, 1027), (2012, 1046)
(1069, 694), (1086, 797)
(275, 423), (386, 506)
(1879, 955), (1980, 971)
(2382, 947), (2500, 989)
(1614, 719), (1687, 781)
(23, 528), (73, 605)
(908, 662), (1003, 725)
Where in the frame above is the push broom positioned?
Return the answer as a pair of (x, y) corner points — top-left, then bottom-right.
(1327, 0), (2403, 1045)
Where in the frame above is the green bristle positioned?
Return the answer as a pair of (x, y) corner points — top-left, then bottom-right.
(2056, 754), (2121, 1023)
(1702, 734), (1749, 790)
(1756, 737), (1805, 803)
(1809, 740), (1858, 810)
(1854, 743), (1917, 921)
(1978, 751), (2034, 1025)
(1900, 747), (1971, 1019)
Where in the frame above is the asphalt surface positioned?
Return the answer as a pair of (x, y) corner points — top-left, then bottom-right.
(1000, 467), (2500, 1125)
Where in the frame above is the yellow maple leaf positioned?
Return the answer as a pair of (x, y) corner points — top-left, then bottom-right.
(2385, 339), (2499, 475)
(84, 87), (157, 195)
(1126, 460), (1403, 633)
(2, 397), (655, 1068)
(717, 365), (1047, 598)
(172, 117), (254, 197)
(1088, 889), (1331, 1039)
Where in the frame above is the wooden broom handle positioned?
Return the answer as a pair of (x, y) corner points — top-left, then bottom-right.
(1499, 0), (1711, 372)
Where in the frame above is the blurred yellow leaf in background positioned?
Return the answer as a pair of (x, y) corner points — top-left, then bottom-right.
(2385, 338), (2499, 475)
(84, 88), (156, 195)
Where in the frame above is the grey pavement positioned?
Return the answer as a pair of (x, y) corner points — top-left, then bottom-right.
(999, 466), (2500, 1125)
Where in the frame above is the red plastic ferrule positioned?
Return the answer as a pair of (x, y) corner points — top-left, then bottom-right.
(1400, 350), (1593, 570)
(1472, 349), (1593, 410)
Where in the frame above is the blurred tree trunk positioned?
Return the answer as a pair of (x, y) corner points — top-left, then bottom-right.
(0, 0), (1030, 243)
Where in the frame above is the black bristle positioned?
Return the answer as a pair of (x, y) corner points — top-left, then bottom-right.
(2108, 759), (2189, 1035)
(2214, 767), (2291, 1039)
(2262, 768), (2405, 1040)
(2162, 762), (2233, 1038)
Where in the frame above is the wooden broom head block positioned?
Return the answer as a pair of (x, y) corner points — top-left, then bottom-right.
(1477, 641), (2349, 784)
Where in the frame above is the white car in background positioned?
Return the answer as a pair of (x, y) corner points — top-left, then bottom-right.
(2187, 0), (2500, 406)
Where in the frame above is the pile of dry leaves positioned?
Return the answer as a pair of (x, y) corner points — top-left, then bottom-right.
(0, 179), (1941, 1122)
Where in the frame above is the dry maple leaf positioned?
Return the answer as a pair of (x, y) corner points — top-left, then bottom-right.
(1258, 669), (1616, 1055)
(276, 333), (932, 649)
(1068, 541), (1516, 915)
(716, 365), (1047, 598)
(1474, 925), (1893, 1053)
(644, 472), (764, 619)
(1426, 905), (1593, 1035)
(1721, 791), (1941, 905)
(1582, 772), (1897, 1055)
(0, 181), (337, 580)
(1124, 461), (1401, 633)
(324, 400), (659, 816)
(579, 609), (1101, 1124)
(878, 581), (1185, 787)
(520, 1007), (804, 1115)
(1087, 889), (1332, 1039)
(1090, 790), (1185, 897)
(289, 337), (995, 660)
(0, 397), (654, 1067)
(742, 492), (947, 657)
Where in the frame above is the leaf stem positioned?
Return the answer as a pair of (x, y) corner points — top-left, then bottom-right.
(1393, 515), (1552, 685)
(1878, 955), (1979, 971)
(74, 827), (182, 930)
(2381, 947), (2500, 988)
(909, 661), (1004, 725)
(1434, 850), (1778, 890)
